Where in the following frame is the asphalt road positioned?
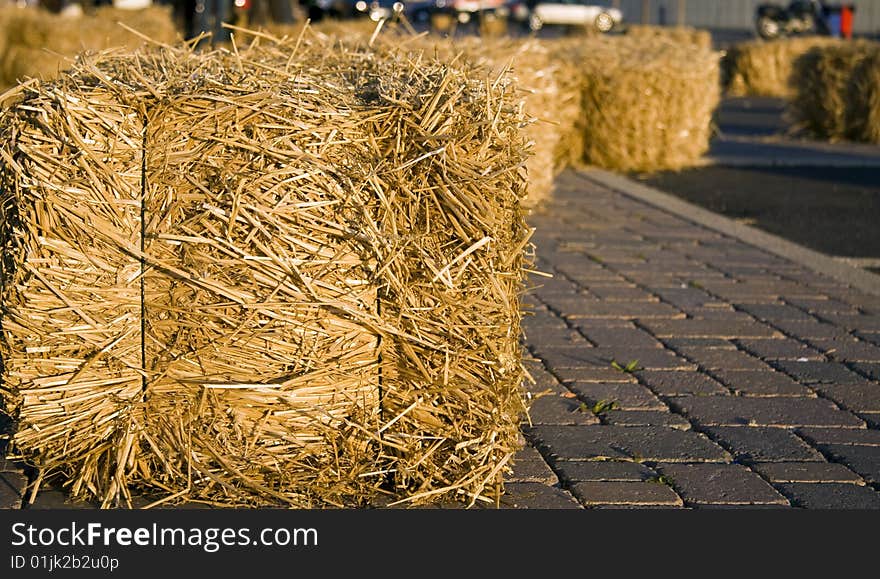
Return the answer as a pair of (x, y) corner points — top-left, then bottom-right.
(638, 98), (880, 270)
(637, 166), (880, 260)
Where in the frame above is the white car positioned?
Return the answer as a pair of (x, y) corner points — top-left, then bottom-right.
(514, 1), (623, 32)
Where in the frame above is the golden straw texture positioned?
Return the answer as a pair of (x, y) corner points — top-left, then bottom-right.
(625, 25), (713, 51)
(551, 35), (721, 173)
(0, 31), (530, 508)
(724, 36), (840, 97)
(790, 41), (880, 143)
(0, 5), (179, 89)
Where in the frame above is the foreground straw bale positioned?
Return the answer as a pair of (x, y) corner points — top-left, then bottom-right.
(0, 32), (531, 507)
(0, 5), (178, 88)
(551, 35), (720, 173)
(625, 24), (713, 51)
(724, 36), (840, 97)
(790, 41), (880, 142)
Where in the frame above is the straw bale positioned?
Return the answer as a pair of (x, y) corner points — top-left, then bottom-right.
(550, 35), (721, 173)
(0, 4), (178, 88)
(0, 30), (531, 508)
(789, 41), (880, 142)
(724, 36), (840, 98)
(625, 24), (713, 51)
(848, 48), (880, 143)
(425, 36), (563, 206)
(248, 21), (562, 207)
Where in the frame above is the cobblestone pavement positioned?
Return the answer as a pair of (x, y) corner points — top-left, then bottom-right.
(3, 169), (880, 510)
(504, 170), (880, 509)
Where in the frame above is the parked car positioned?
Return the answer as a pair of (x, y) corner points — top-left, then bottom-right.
(510, 0), (622, 32)
(755, 0), (830, 39)
(353, 0), (407, 20)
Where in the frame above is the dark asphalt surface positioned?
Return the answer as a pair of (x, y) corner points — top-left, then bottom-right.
(637, 166), (880, 259)
(638, 98), (880, 262)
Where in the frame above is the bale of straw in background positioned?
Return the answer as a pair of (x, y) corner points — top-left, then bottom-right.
(0, 32), (531, 508)
(423, 36), (563, 206)
(625, 24), (713, 51)
(723, 36), (840, 97)
(790, 41), (880, 142)
(551, 35), (721, 173)
(0, 4), (178, 88)
(847, 47), (880, 143)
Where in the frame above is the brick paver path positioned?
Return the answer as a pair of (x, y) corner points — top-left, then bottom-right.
(3, 170), (879, 509)
(504, 170), (880, 509)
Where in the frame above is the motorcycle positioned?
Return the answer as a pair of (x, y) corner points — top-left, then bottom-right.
(755, 0), (831, 39)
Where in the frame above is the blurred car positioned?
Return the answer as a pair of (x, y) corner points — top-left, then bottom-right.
(510, 0), (623, 32)
(354, 0), (406, 20)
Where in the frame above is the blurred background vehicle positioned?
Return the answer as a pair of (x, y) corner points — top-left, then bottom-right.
(755, 0), (827, 38)
(509, 0), (622, 32)
(353, 0), (404, 21)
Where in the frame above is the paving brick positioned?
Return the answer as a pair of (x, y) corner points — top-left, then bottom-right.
(816, 444), (880, 483)
(812, 384), (880, 412)
(783, 297), (859, 315)
(528, 425), (729, 462)
(860, 413), (880, 428)
(736, 303), (816, 322)
(523, 327), (591, 348)
(635, 370), (729, 396)
(522, 362), (567, 395)
(680, 307), (749, 321)
(527, 393), (601, 426)
(556, 300), (684, 320)
(567, 382), (665, 410)
(655, 463), (789, 506)
(675, 347), (772, 371)
(536, 346), (694, 371)
(554, 367), (638, 384)
(508, 445), (558, 484)
(773, 361), (869, 385)
(521, 307), (568, 328)
(532, 345), (606, 369)
(851, 362), (880, 381)
(776, 483), (880, 509)
(588, 285), (658, 302)
(710, 370), (813, 397)
(574, 325), (664, 349)
(660, 338), (738, 350)
(527, 276), (584, 298)
(679, 311), (760, 324)
(856, 332), (880, 347)
(670, 396), (864, 428)
(815, 314), (880, 332)
(808, 339), (880, 362)
(704, 426), (824, 462)
(769, 320), (853, 340)
(0, 471), (26, 509)
(652, 287), (727, 309)
(604, 410), (691, 429)
(753, 462), (863, 483)
(499, 483), (583, 509)
(640, 319), (781, 339)
(571, 481), (683, 507)
(554, 460), (657, 483)
(797, 428), (880, 446)
(735, 338), (825, 361)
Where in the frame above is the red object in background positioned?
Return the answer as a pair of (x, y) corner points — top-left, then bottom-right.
(841, 5), (853, 39)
